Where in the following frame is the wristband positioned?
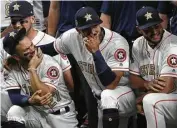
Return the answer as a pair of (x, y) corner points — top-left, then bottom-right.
(28, 68), (37, 71)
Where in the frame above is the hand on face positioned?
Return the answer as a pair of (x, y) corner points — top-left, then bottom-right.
(84, 32), (100, 53)
(28, 47), (43, 69)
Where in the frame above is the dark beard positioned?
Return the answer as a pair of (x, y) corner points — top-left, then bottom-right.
(145, 30), (164, 48)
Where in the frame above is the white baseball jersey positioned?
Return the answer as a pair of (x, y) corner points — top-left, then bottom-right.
(1, 0), (11, 28)
(0, 38), (10, 89)
(33, 30), (71, 72)
(54, 27), (129, 95)
(4, 54), (72, 113)
(130, 30), (177, 93)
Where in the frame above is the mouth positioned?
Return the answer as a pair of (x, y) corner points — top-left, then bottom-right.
(29, 51), (35, 57)
(152, 33), (161, 41)
(24, 51), (35, 57)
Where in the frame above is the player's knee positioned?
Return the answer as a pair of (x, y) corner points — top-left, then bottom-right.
(102, 108), (119, 128)
(101, 90), (118, 109)
(142, 93), (156, 107)
(7, 105), (26, 123)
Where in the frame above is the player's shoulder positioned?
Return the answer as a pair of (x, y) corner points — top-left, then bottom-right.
(33, 30), (56, 46)
(103, 27), (129, 46)
(160, 30), (177, 50)
(61, 28), (78, 38)
(164, 30), (177, 46)
(40, 54), (61, 69)
(133, 36), (145, 48)
(42, 54), (57, 63)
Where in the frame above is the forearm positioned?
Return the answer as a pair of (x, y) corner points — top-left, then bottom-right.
(39, 43), (58, 56)
(29, 69), (51, 95)
(63, 70), (74, 92)
(100, 13), (111, 29)
(130, 74), (148, 91)
(92, 50), (116, 88)
(106, 71), (124, 90)
(8, 89), (30, 107)
(159, 13), (168, 29)
(47, 1), (59, 37)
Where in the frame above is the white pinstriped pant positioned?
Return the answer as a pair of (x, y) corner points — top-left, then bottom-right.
(143, 93), (177, 128)
(97, 86), (136, 128)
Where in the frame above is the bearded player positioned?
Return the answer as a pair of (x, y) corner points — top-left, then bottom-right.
(130, 6), (177, 128)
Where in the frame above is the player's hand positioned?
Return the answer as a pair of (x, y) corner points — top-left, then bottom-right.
(84, 33), (100, 53)
(145, 79), (166, 92)
(136, 104), (144, 115)
(28, 47), (43, 69)
(3, 56), (19, 71)
(29, 90), (53, 106)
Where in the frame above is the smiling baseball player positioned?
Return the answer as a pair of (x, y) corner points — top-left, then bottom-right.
(1, 1), (73, 124)
(40, 7), (136, 128)
(2, 28), (78, 128)
(130, 6), (177, 128)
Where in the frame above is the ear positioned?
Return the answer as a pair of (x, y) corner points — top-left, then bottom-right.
(30, 16), (35, 24)
(136, 26), (143, 35)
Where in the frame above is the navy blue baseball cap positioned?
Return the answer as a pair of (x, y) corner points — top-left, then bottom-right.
(136, 6), (163, 29)
(6, 1), (34, 18)
(75, 7), (102, 30)
(3, 28), (26, 55)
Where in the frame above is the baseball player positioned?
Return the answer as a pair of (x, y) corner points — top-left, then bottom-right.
(1, 0), (73, 122)
(40, 7), (136, 128)
(1, 0), (48, 37)
(130, 7), (177, 128)
(2, 28), (78, 128)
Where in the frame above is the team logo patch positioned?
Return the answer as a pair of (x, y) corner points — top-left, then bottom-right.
(167, 54), (177, 68)
(60, 53), (67, 60)
(47, 66), (59, 79)
(114, 49), (126, 62)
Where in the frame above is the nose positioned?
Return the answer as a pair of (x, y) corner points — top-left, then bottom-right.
(12, 22), (23, 30)
(152, 28), (158, 35)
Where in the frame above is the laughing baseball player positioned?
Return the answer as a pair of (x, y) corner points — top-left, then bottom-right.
(1, 1), (73, 123)
(40, 7), (136, 128)
(2, 28), (78, 128)
(130, 6), (177, 128)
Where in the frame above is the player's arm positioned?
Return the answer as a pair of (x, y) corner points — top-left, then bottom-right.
(29, 69), (56, 95)
(130, 74), (148, 91)
(40, 30), (71, 57)
(150, 76), (175, 93)
(8, 89), (52, 106)
(100, 13), (111, 29)
(157, 1), (171, 29)
(56, 53), (74, 91)
(63, 69), (74, 92)
(39, 42), (58, 56)
(47, 1), (60, 37)
(157, 46), (177, 93)
(159, 13), (168, 29)
(92, 50), (118, 89)
(100, 1), (112, 29)
(28, 48), (56, 95)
